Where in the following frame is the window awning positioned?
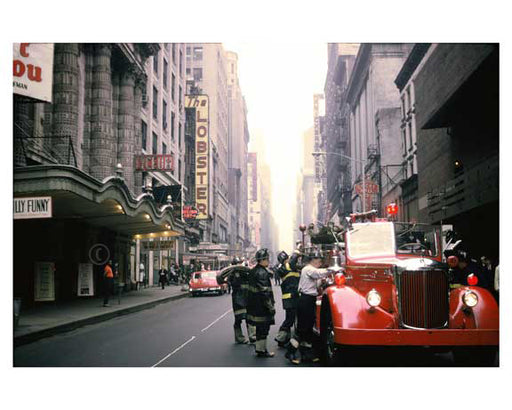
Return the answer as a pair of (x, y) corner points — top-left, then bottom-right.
(14, 165), (184, 237)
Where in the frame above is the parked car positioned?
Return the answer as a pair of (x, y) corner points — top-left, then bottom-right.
(314, 210), (499, 366)
(189, 270), (227, 296)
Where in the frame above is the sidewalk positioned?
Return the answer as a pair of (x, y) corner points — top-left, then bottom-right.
(14, 284), (190, 347)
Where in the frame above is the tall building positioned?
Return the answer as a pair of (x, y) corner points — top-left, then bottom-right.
(395, 43), (499, 261)
(137, 43), (189, 283)
(345, 43), (412, 213)
(185, 44), (231, 258)
(247, 152), (260, 257)
(226, 51), (250, 257)
(323, 44), (359, 222)
(13, 43), (185, 304)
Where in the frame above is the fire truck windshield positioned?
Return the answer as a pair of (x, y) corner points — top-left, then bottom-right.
(347, 222), (396, 258)
(394, 223), (439, 256)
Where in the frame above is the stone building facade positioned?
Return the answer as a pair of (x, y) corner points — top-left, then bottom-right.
(14, 44), (184, 304)
(398, 43), (499, 261)
(345, 43), (412, 214)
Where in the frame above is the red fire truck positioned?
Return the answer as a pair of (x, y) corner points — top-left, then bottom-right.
(314, 210), (499, 365)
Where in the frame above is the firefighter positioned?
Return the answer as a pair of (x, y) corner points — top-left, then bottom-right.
(274, 250), (300, 347)
(247, 248), (276, 357)
(292, 249), (332, 364)
(227, 257), (256, 344)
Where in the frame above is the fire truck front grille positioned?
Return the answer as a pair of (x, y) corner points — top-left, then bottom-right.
(399, 270), (449, 329)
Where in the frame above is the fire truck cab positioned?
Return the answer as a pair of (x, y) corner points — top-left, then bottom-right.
(315, 210), (499, 365)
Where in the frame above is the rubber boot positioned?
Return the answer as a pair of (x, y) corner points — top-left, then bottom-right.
(234, 326), (248, 344)
(247, 324), (256, 344)
(274, 329), (290, 347)
(255, 338), (274, 358)
(299, 341), (319, 363)
(285, 338), (301, 364)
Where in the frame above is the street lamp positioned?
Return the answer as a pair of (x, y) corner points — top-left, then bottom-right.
(312, 151), (368, 212)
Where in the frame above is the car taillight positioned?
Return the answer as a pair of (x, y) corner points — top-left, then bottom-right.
(334, 273), (346, 287)
(467, 273), (478, 286)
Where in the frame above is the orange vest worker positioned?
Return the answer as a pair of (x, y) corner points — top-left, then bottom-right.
(104, 264), (114, 278)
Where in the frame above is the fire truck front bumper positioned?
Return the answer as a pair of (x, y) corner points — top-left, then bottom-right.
(333, 327), (499, 346)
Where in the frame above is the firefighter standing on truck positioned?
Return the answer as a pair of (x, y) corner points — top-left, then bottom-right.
(228, 257), (256, 344)
(292, 249), (332, 364)
(274, 250), (301, 347)
(247, 248), (276, 358)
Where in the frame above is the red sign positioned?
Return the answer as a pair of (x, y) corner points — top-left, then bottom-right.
(354, 179), (379, 195)
(183, 206), (198, 219)
(135, 154), (174, 172)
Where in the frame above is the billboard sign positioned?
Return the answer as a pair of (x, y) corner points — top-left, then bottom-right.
(14, 196), (52, 219)
(13, 43), (54, 103)
(185, 95), (209, 219)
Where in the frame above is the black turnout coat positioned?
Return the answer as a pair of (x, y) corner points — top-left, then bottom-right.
(217, 265), (251, 319)
(247, 264), (275, 326)
(277, 259), (300, 310)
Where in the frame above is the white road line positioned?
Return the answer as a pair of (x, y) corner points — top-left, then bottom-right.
(201, 309), (232, 333)
(152, 336), (196, 367)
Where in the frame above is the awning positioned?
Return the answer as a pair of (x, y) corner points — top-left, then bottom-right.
(14, 164), (184, 237)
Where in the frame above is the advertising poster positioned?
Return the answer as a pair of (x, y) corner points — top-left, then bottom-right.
(78, 263), (94, 297)
(34, 262), (55, 301)
(13, 43), (54, 103)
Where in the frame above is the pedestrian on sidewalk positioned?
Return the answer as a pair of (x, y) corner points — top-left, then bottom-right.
(103, 260), (114, 307)
(247, 248), (275, 358)
(159, 267), (167, 289)
(139, 262), (146, 289)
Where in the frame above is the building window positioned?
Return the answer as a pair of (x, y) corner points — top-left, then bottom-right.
(186, 68), (190, 76)
(153, 53), (158, 74)
(142, 120), (147, 150)
(178, 159), (182, 181)
(408, 121), (413, 149)
(178, 123), (182, 149)
(179, 50), (183, 75)
(171, 112), (175, 140)
(186, 46), (190, 56)
(179, 86), (182, 109)
(152, 132), (158, 155)
(193, 67), (202, 82)
(162, 142), (167, 155)
(152, 87), (158, 119)
(193, 46), (202, 61)
(402, 128), (407, 156)
(163, 99), (168, 129)
(172, 44), (176, 65)
(163, 59), (168, 88)
(171, 73), (175, 101)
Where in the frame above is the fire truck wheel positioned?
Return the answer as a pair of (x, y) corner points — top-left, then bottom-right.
(320, 305), (341, 366)
(452, 346), (498, 366)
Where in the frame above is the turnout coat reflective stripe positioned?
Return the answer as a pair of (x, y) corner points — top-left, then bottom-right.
(217, 265), (250, 319)
(277, 262), (300, 310)
(247, 264), (275, 326)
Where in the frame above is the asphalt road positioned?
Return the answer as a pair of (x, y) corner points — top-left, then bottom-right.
(13, 284), (497, 367)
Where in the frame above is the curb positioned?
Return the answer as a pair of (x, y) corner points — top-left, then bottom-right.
(14, 292), (190, 347)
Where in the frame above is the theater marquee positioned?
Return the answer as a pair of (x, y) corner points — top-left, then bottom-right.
(186, 94), (209, 220)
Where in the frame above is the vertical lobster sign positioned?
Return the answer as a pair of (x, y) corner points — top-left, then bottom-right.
(185, 95), (209, 219)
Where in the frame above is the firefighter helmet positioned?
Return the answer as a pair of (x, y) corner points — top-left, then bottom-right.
(308, 249), (323, 260)
(277, 251), (289, 264)
(255, 248), (270, 262)
(231, 257), (241, 265)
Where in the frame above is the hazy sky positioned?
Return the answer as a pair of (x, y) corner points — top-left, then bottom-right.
(224, 43), (328, 251)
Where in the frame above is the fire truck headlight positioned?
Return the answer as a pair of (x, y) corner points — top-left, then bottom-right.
(366, 289), (381, 307)
(463, 290), (479, 307)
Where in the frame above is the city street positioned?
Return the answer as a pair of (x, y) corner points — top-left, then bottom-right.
(14, 284), (490, 367)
